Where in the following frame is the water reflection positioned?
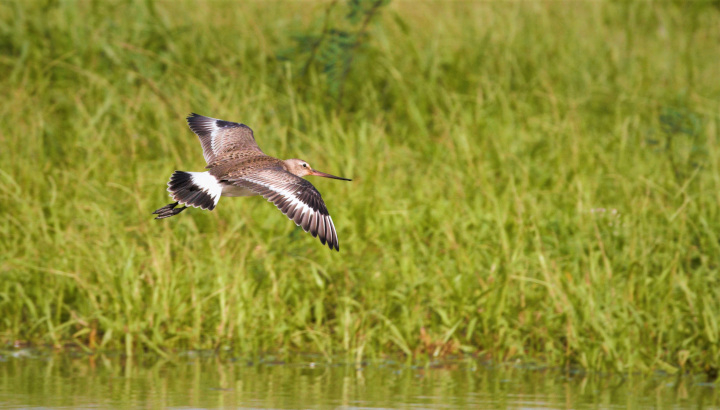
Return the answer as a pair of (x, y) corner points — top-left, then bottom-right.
(0, 350), (716, 409)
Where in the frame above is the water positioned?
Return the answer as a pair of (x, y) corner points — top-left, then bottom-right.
(0, 350), (717, 409)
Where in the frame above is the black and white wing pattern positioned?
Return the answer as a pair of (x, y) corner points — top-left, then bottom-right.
(232, 168), (341, 251)
(186, 113), (263, 164)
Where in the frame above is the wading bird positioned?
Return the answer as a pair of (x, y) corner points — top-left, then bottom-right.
(153, 113), (351, 251)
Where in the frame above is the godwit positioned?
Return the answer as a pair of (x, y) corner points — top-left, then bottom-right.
(153, 113), (351, 251)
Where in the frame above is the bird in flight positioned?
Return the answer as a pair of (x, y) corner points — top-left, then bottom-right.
(153, 113), (351, 251)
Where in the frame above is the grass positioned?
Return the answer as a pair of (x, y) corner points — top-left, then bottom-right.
(1, 0), (719, 373)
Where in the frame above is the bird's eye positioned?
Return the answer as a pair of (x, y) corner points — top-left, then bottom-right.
(303, 164), (307, 168)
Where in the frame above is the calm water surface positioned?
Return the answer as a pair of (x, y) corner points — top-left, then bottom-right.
(0, 351), (717, 409)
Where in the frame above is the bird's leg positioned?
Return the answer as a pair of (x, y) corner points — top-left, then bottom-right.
(152, 202), (188, 219)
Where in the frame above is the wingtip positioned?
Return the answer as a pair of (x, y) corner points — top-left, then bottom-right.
(326, 234), (339, 251)
(188, 112), (214, 122)
(186, 112), (205, 124)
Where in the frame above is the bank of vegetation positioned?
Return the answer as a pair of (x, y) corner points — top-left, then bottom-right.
(1, 1), (719, 374)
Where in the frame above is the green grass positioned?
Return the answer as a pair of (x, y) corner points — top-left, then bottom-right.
(1, 0), (719, 373)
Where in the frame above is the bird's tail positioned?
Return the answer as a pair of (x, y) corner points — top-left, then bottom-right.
(152, 171), (222, 219)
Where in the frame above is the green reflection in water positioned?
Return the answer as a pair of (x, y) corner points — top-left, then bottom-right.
(0, 351), (717, 409)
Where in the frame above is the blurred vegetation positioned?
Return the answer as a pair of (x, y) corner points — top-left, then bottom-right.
(0, 0), (719, 374)
(278, 0), (391, 105)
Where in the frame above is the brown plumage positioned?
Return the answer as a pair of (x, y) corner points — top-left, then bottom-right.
(153, 113), (351, 251)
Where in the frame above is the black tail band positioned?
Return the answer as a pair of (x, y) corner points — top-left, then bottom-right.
(168, 171), (217, 210)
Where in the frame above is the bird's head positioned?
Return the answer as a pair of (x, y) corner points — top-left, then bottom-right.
(283, 158), (351, 181)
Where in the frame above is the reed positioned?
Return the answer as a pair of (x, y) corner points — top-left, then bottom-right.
(1, 0), (719, 373)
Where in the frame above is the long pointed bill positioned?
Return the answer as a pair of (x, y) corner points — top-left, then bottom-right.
(310, 169), (352, 181)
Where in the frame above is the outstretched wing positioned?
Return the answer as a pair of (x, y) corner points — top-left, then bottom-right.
(186, 113), (263, 164)
(232, 168), (340, 251)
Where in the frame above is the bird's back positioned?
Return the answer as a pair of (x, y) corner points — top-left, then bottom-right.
(208, 154), (284, 181)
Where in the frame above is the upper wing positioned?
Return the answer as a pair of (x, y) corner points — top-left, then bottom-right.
(232, 168), (340, 251)
(186, 113), (263, 164)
